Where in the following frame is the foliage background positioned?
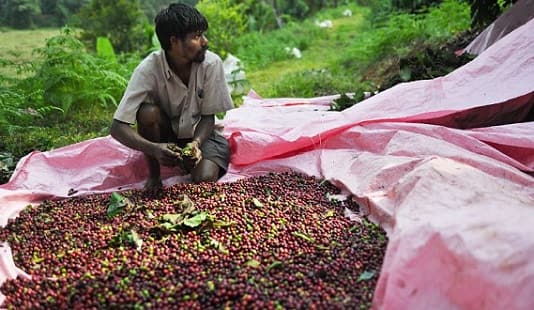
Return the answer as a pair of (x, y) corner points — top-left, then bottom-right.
(0, 0), (515, 183)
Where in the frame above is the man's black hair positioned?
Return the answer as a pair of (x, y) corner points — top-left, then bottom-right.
(155, 3), (208, 51)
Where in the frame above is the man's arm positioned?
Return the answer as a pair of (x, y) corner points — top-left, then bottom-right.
(192, 114), (215, 145)
(110, 119), (181, 167)
(110, 119), (155, 154)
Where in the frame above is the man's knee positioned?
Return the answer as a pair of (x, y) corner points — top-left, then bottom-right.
(191, 160), (220, 183)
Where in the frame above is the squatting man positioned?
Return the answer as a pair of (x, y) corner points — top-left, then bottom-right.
(110, 3), (233, 192)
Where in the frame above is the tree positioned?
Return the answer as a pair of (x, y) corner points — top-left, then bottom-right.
(36, 0), (89, 27)
(280, 0), (309, 20)
(469, 0), (516, 29)
(196, 0), (247, 58)
(140, 0), (198, 23)
(77, 0), (150, 53)
(1, 0), (41, 29)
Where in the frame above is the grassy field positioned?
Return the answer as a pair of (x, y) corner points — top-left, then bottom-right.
(0, 28), (62, 76)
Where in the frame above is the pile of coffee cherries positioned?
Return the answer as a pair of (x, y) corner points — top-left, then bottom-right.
(0, 172), (388, 309)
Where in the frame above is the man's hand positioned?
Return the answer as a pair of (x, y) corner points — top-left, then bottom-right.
(152, 143), (182, 167)
(188, 139), (203, 165)
(180, 140), (202, 173)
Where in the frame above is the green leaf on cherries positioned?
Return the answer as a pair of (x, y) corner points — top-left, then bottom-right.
(109, 229), (143, 251)
(357, 270), (375, 282)
(162, 213), (182, 225)
(126, 230), (143, 251)
(246, 259), (261, 268)
(252, 197), (263, 208)
(293, 231), (315, 243)
(107, 192), (131, 218)
(183, 212), (208, 228)
(266, 261), (283, 273)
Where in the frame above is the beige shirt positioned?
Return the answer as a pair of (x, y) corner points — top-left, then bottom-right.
(113, 50), (234, 138)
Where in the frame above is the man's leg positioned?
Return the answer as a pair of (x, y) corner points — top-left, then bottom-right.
(136, 103), (166, 190)
(191, 159), (220, 183)
(191, 132), (230, 183)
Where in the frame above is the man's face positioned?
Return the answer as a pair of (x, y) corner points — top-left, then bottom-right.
(179, 31), (209, 63)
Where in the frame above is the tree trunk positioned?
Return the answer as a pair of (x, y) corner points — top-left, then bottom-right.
(270, 0), (284, 29)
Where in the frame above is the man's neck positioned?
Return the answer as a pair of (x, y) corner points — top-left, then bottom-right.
(165, 51), (192, 85)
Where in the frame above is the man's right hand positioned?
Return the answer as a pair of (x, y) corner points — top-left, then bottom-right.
(152, 143), (182, 167)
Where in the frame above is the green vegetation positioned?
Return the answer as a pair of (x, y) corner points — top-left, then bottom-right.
(1, 0), (477, 183)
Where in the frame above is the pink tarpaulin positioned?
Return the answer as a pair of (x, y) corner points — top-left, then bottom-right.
(1, 17), (534, 310)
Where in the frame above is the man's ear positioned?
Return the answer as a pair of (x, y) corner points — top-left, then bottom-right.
(170, 36), (181, 48)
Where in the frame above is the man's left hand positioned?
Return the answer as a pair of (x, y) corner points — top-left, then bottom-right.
(188, 139), (203, 165)
(182, 140), (202, 173)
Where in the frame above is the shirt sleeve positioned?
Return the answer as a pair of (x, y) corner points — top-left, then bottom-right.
(113, 68), (155, 125)
(200, 57), (234, 115)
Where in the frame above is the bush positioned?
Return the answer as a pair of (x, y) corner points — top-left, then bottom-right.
(0, 58), (49, 135)
(341, 0), (470, 72)
(77, 0), (150, 53)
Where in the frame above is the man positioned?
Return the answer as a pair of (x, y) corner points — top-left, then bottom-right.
(110, 3), (233, 191)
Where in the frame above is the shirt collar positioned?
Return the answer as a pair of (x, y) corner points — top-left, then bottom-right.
(160, 50), (172, 80)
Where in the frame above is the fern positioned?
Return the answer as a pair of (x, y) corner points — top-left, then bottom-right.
(0, 27), (131, 137)
(30, 27), (128, 114)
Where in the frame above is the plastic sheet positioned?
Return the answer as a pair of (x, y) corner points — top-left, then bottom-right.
(1, 15), (534, 310)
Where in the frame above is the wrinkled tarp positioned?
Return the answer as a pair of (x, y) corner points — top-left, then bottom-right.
(1, 17), (534, 310)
